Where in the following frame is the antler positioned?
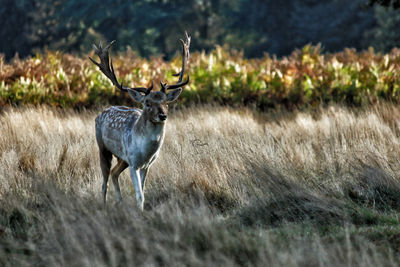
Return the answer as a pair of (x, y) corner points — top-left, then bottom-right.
(160, 32), (191, 93)
(89, 41), (153, 95)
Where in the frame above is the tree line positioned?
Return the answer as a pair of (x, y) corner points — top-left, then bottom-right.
(1, 0), (399, 60)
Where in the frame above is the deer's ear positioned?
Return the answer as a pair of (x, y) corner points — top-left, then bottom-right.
(166, 88), (182, 102)
(128, 90), (145, 103)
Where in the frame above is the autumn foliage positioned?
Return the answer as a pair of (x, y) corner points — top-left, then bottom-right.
(1, 45), (400, 109)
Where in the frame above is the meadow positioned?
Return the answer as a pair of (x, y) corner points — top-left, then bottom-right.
(1, 104), (400, 266)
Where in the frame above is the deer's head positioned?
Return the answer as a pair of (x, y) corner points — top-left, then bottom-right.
(128, 87), (182, 123)
(90, 32), (190, 123)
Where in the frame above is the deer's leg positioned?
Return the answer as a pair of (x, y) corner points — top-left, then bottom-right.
(99, 148), (112, 206)
(129, 166), (144, 210)
(111, 158), (128, 203)
(139, 168), (149, 192)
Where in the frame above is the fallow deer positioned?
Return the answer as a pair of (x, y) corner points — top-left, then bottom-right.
(90, 33), (190, 210)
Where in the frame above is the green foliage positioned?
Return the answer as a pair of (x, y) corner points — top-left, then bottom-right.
(368, 0), (400, 8)
(1, 45), (400, 110)
(364, 6), (400, 52)
(1, 0), (396, 60)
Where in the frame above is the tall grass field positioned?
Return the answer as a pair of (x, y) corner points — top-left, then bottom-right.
(1, 104), (400, 266)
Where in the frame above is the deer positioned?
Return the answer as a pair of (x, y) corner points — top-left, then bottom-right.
(90, 33), (190, 210)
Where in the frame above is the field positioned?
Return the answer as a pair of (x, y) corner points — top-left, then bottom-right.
(1, 104), (400, 266)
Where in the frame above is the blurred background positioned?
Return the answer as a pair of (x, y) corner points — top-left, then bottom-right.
(1, 0), (400, 60)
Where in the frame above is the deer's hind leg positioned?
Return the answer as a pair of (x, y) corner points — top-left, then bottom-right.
(99, 147), (113, 206)
(111, 158), (128, 202)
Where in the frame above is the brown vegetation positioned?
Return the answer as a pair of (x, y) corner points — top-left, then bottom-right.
(2, 45), (400, 110)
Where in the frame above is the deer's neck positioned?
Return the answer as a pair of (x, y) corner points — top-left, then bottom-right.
(134, 110), (165, 142)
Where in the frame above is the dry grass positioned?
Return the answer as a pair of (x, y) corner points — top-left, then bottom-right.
(1, 104), (400, 266)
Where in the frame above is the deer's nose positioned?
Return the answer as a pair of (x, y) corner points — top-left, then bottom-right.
(159, 114), (167, 121)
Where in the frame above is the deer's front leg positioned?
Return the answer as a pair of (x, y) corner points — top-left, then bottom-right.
(140, 168), (149, 192)
(129, 166), (144, 210)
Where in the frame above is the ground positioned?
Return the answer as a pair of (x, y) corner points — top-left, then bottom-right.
(1, 104), (400, 266)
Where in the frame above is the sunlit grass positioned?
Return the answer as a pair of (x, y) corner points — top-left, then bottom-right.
(1, 104), (400, 266)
